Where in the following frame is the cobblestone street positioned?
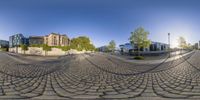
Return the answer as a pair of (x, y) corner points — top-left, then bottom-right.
(0, 50), (200, 99)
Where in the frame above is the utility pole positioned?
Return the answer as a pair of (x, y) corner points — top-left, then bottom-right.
(168, 33), (170, 57)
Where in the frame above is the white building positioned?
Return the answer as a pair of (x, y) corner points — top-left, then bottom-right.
(119, 43), (134, 53)
(119, 41), (169, 54)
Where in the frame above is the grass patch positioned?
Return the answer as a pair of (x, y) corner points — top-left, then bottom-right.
(0, 48), (8, 51)
(133, 56), (144, 60)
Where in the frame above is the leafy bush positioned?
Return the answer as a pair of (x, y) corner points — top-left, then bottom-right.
(70, 36), (96, 51)
(30, 44), (43, 47)
(0, 48), (8, 51)
(42, 44), (51, 51)
(61, 46), (70, 51)
(134, 56), (144, 60)
(20, 44), (28, 54)
(51, 46), (63, 49)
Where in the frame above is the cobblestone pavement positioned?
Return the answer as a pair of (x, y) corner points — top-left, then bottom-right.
(0, 50), (200, 100)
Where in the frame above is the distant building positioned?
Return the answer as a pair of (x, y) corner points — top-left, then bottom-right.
(194, 43), (199, 49)
(119, 43), (134, 53)
(29, 36), (44, 45)
(150, 42), (169, 51)
(0, 40), (9, 48)
(98, 46), (108, 52)
(9, 34), (29, 47)
(119, 41), (169, 54)
(44, 33), (70, 46)
(199, 41), (200, 49)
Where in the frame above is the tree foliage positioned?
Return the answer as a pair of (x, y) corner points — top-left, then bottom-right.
(20, 44), (28, 51)
(42, 44), (51, 51)
(108, 40), (116, 52)
(20, 44), (28, 54)
(30, 44), (43, 47)
(129, 27), (151, 55)
(42, 44), (51, 56)
(70, 36), (95, 51)
(61, 46), (70, 51)
(178, 36), (187, 49)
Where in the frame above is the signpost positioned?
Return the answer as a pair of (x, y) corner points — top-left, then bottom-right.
(168, 33), (170, 57)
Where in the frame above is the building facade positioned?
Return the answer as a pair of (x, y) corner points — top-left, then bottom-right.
(119, 41), (169, 54)
(149, 42), (168, 51)
(199, 41), (200, 49)
(98, 46), (108, 52)
(44, 33), (70, 46)
(119, 43), (135, 53)
(29, 36), (44, 45)
(194, 43), (199, 49)
(9, 34), (29, 47)
(0, 40), (9, 48)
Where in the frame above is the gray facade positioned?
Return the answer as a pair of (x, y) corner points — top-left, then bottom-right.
(194, 43), (199, 49)
(98, 46), (108, 52)
(0, 40), (9, 48)
(29, 36), (44, 45)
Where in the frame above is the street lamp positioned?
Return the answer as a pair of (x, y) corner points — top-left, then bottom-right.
(168, 33), (170, 57)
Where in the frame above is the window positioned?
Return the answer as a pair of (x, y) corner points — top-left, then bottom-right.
(54, 36), (57, 45)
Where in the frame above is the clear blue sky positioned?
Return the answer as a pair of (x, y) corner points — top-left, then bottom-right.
(0, 0), (200, 48)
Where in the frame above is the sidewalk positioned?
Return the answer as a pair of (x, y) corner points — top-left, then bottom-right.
(105, 50), (195, 64)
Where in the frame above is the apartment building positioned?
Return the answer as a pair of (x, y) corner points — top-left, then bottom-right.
(44, 33), (70, 46)
(9, 34), (29, 47)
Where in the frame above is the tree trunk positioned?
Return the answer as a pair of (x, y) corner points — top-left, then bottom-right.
(45, 51), (47, 56)
(16, 46), (18, 53)
(138, 47), (140, 56)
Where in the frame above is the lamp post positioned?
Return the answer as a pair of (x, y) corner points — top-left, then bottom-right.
(168, 33), (170, 57)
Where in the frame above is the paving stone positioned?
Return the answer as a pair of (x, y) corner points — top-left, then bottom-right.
(0, 51), (199, 99)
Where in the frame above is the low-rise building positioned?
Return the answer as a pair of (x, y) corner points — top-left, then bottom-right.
(44, 33), (70, 46)
(194, 43), (199, 49)
(150, 42), (168, 51)
(119, 43), (135, 53)
(119, 41), (169, 54)
(0, 40), (9, 48)
(98, 46), (108, 52)
(29, 36), (44, 45)
(199, 41), (200, 49)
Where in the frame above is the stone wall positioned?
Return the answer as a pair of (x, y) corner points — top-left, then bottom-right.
(9, 47), (93, 56)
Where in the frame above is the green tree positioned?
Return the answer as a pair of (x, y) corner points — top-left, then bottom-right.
(88, 44), (95, 51)
(178, 36), (187, 49)
(20, 44), (28, 54)
(42, 44), (51, 56)
(62, 46), (70, 54)
(186, 43), (192, 49)
(70, 36), (95, 51)
(108, 40), (116, 52)
(30, 44), (43, 47)
(129, 27), (151, 56)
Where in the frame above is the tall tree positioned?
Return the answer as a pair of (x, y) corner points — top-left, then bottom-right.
(129, 27), (151, 56)
(20, 44), (28, 54)
(108, 40), (116, 52)
(70, 36), (95, 51)
(42, 44), (51, 56)
(62, 46), (70, 55)
(178, 36), (187, 49)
